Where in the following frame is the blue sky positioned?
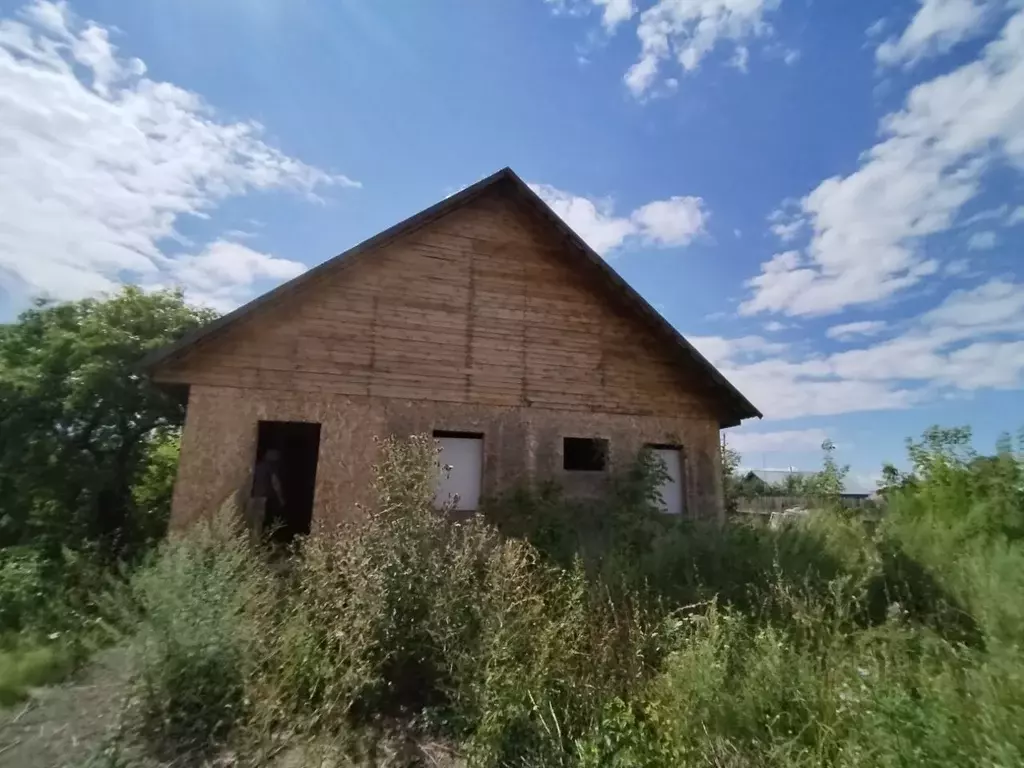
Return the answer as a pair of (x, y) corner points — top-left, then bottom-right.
(1, 0), (1022, 489)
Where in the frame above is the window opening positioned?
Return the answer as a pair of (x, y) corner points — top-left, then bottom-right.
(563, 437), (608, 472)
(647, 444), (685, 515)
(434, 431), (484, 511)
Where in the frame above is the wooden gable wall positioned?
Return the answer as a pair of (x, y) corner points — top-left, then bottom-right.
(155, 188), (722, 420)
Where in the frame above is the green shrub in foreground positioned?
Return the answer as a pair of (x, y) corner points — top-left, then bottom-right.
(129, 503), (271, 755)
(250, 436), (664, 766)
(0, 641), (77, 706)
(123, 428), (1024, 767)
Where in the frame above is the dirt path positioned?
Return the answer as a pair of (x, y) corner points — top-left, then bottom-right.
(0, 648), (465, 768)
(0, 646), (133, 768)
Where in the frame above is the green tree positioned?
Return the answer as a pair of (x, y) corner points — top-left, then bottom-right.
(805, 439), (848, 508)
(780, 472), (810, 496)
(721, 437), (742, 514)
(0, 287), (214, 560)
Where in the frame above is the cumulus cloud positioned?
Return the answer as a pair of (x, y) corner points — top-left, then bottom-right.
(0, 0), (352, 311)
(876, 0), (996, 67)
(153, 240), (307, 313)
(624, 0), (782, 96)
(530, 183), (707, 254)
(631, 196), (708, 246)
(741, 7), (1024, 317)
(768, 203), (806, 242)
(594, 0), (636, 30)
(700, 278), (1024, 419)
(543, 0), (635, 32)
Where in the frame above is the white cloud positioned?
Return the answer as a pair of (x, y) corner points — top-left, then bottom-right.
(967, 230), (999, 249)
(708, 278), (1024, 419)
(944, 258), (971, 275)
(921, 277), (1024, 329)
(594, 0), (636, 31)
(1008, 205), (1024, 225)
(530, 185), (635, 254)
(543, 0), (635, 31)
(826, 320), (888, 340)
(729, 44), (750, 72)
(876, 0), (995, 68)
(866, 18), (888, 39)
(763, 320), (788, 332)
(742, 7), (1024, 317)
(783, 48), (800, 65)
(715, 354), (920, 420)
(0, 1), (351, 310)
(156, 240), (306, 313)
(624, 0), (782, 97)
(726, 428), (830, 454)
(689, 334), (787, 367)
(767, 202), (805, 242)
(530, 183), (707, 254)
(631, 196), (707, 246)
(960, 204), (1008, 225)
(710, 280), (1024, 417)
(770, 219), (804, 242)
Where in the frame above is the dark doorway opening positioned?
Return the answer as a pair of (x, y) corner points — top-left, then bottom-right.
(253, 421), (321, 543)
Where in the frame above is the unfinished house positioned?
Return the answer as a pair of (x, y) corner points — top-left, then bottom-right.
(144, 168), (760, 538)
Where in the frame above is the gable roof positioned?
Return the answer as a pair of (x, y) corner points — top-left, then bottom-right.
(142, 167), (761, 426)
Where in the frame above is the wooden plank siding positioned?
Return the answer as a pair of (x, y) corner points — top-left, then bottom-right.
(169, 385), (725, 531)
(157, 190), (718, 419)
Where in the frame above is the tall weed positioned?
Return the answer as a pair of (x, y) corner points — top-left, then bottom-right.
(120, 428), (1024, 767)
(129, 501), (270, 755)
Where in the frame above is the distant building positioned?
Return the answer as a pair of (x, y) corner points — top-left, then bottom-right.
(741, 469), (873, 499)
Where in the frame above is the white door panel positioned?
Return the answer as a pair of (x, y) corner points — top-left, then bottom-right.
(654, 447), (684, 515)
(434, 436), (483, 511)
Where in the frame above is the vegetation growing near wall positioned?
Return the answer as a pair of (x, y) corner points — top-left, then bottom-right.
(108, 428), (1024, 767)
(1, 292), (1022, 766)
(0, 288), (210, 702)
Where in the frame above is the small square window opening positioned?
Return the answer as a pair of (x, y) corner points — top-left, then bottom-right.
(563, 437), (608, 472)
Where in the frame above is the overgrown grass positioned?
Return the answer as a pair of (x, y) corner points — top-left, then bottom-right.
(119, 429), (1024, 767)
(0, 641), (77, 706)
(0, 546), (128, 706)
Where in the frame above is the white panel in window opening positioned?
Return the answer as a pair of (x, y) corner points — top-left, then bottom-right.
(434, 432), (484, 511)
(651, 446), (685, 515)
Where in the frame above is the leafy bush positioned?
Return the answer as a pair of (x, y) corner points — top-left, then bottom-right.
(0, 545), (129, 704)
(129, 502), (271, 755)
(0, 640), (78, 707)
(128, 431), (181, 552)
(0, 547), (47, 634)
